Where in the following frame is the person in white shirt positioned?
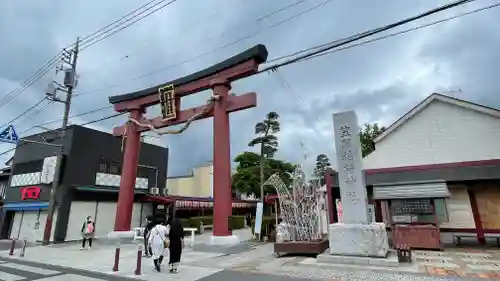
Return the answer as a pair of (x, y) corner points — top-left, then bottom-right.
(148, 220), (169, 272)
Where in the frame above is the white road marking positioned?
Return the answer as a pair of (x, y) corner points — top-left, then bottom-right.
(0, 270), (26, 281)
(34, 274), (107, 280)
(0, 263), (59, 275)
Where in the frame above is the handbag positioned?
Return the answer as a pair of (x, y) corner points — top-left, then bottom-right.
(156, 226), (169, 248)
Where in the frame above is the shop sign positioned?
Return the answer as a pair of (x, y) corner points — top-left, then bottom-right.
(21, 186), (41, 200)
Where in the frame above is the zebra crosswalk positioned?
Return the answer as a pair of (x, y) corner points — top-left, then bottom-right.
(0, 261), (112, 281)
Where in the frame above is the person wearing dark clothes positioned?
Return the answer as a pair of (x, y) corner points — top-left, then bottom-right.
(245, 213), (252, 228)
(167, 216), (185, 273)
(80, 216), (95, 250)
(143, 216), (154, 257)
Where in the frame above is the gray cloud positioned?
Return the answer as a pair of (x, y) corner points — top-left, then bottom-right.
(1, 0), (500, 176)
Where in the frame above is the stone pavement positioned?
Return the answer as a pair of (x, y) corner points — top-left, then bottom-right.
(3, 227), (500, 280)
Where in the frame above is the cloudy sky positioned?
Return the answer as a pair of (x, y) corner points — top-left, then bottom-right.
(1, 0), (499, 176)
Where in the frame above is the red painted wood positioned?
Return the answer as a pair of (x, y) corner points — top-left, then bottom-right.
(112, 93), (256, 136)
(211, 78), (232, 236)
(325, 168), (335, 224)
(365, 159), (500, 174)
(113, 60), (259, 112)
(467, 188), (486, 244)
(114, 110), (143, 231)
(393, 225), (441, 249)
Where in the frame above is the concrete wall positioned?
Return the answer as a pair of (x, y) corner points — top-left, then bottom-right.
(364, 100), (500, 169)
(167, 165), (212, 197)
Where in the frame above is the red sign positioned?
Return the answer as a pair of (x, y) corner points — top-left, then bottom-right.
(21, 186), (41, 200)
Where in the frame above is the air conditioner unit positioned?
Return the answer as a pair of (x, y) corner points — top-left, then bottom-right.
(150, 187), (159, 195)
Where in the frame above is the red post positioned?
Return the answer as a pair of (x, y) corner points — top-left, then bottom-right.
(325, 168), (335, 224)
(211, 78), (232, 237)
(467, 187), (486, 245)
(112, 247), (120, 272)
(20, 240), (26, 257)
(134, 246), (142, 275)
(9, 239), (15, 256)
(114, 110), (143, 231)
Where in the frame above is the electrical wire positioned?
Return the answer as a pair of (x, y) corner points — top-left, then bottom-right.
(19, 105), (114, 134)
(80, 0), (180, 51)
(259, 0), (477, 72)
(0, 0), (178, 113)
(0, 98), (48, 129)
(0, 52), (62, 109)
(0, 0), (491, 158)
(0, 112), (125, 157)
(15, 100), (54, 128)
(78, 0), (339, 95)
(76, 0), (309, 76)
(301, 2), (500, 62)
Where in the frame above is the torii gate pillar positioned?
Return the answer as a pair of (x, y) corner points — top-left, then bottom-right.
(210, 78), (237, 243)
(114, 110), (143, 231)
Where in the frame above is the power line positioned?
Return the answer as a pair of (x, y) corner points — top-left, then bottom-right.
(0, 0), (180, 113)
(80, 0), (180, 51)
(79, 0), (162, 45)
(19, 105), (114, 134)
(96, 0), (311, 65)
(302, 2), (500, 62)
(15, 100), (54, 128)
(0, 112), (125, 157)
(0, 52), (62, 109)
(0, 98), (47, 129)
(260, 0), (477, 72)
(78, 0), (338, 95)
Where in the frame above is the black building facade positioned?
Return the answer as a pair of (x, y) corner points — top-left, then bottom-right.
(2, 125), (168, 242)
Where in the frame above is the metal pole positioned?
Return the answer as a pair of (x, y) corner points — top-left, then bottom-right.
(42, 38), (79, 245)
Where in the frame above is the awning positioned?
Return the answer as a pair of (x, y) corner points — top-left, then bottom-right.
(373, 181), (450, 200)
(3, 202), (49, 211)
(75, 186), (147, 194)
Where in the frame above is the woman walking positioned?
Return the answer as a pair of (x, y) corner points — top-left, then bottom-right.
(167, 216), (185, 273)
(148, 220), (169, 272)
(143, 216), (155, 257)
(80, 216), (95, 250)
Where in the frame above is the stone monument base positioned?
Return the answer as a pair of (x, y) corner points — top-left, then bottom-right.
(317, 250), (399, 267)
(328, 222), (389, 257)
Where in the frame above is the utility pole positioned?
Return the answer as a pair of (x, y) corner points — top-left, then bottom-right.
(42, 38), (79, 245)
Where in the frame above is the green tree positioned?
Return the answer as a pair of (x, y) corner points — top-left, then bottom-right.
(232, 152), (295, 197)
(248, 112), (280, 200)
(312, 153), (332, 184)
(360, 123), (386, 157)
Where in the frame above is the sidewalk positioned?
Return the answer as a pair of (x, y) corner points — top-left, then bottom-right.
(0, 228), (258, 281)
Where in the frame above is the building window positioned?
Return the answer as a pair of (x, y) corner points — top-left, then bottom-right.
(391, 199), (449, 223)
(98, 162), (107, 173)
(109, 162), (121, 175)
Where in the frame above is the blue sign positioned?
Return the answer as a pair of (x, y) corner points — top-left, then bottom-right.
(0, 125), (19, 144)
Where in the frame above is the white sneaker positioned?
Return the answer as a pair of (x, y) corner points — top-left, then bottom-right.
(80, 247), (84, 250)
(87, 246), (91, 250)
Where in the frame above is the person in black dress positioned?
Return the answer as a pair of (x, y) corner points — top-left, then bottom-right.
(167, 216), (184, 273)
(143, 216), (155, 257)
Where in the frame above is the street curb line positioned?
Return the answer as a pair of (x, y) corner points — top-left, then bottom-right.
(0, 256), (141, 281)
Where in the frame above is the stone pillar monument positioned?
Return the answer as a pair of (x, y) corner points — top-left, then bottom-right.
(328, 110), (389, 257)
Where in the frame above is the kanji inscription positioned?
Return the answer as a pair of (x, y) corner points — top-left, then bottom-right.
(333, 110), (369, 224)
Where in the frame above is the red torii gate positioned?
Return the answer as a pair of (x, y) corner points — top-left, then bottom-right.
(108, 45), (268, 242)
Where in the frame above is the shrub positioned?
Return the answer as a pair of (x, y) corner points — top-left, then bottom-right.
(229, 215), (246, 230)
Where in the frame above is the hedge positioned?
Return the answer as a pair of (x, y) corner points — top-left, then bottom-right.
(181, 216), (247, 232)
(251, 216), (276, 238)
